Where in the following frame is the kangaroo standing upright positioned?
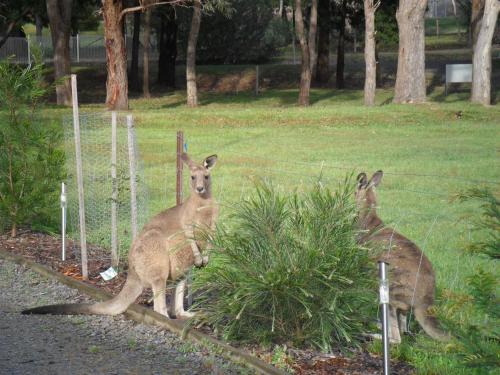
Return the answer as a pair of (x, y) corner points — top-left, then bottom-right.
(23, 153), (219, 319)
(356, 171), (450, 343)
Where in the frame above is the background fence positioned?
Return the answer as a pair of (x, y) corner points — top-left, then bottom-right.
(0, 35), (160, 64)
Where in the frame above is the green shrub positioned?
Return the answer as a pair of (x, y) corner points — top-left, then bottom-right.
(455, 187), (499, 260)
(192, 179), (376, 351)
(0, 53), (65, 236)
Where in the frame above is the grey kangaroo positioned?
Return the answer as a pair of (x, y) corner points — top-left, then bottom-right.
(356, 171), (450, 343)
(23, 153), (219, 319)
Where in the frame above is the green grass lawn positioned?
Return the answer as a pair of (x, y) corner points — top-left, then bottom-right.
(38, 80), (500, 373)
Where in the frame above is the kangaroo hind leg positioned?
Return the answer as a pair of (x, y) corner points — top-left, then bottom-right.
(151, 278), (170, 318)
(174, 279), (195, 319)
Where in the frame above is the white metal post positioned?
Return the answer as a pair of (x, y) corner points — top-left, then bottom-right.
(379, 261), (390, 375)
(27, 38), (31, 65)
(76, 33), (80, 63)
(255, 65), (259, 95)
(60, 182), (67, 261)
(111, 112), (118, 267)
(71, 74), (88, 280)
(127, 115), (138, 240)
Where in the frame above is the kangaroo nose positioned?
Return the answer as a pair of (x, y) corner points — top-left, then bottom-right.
(196, 187), (204, 192)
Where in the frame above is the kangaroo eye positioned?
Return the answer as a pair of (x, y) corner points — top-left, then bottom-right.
(191, 176), (195, 180)
(204, 175), (209, 180)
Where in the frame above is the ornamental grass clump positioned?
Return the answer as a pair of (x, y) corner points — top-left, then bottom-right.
(192, 179), (376, 351)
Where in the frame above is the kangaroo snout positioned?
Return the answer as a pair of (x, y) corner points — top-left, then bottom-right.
(196, 186), (205, 193)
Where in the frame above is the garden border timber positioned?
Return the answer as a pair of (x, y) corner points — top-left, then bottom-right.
(0, 249), (288, 375)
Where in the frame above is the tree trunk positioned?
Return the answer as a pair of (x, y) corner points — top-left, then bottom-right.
(364, 0), (379, 106)
(158, 6), (177, 88)
(11, 223), (17, 238)
(295, 0), (310, 106)
(102, 0), (128, 110)
(46, 0), (73, 106)
(308, 0), (318, 79)
(393, 0), (428, 104)
(471, 0), (486, 49)
(471, 0), (500, 105)
(35, 14), (43, 41)
(336, 9), (345, 89)
(295, 0), (318, 106)
(129, 11), (141, 90)
(143, 9), (151, 98)
(186, 0), (201, 107)
(316, 0), (330, 83)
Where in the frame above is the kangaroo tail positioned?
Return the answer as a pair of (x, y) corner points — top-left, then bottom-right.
(414, 306), (451, 342)
(22, 270), (143, 316)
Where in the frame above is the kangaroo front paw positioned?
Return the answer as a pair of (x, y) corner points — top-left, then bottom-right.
(202, 255), (209, 266)
(194, 254), (204, 267)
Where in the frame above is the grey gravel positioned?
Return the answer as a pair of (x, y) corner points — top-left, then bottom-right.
(0, 259), (252, 375)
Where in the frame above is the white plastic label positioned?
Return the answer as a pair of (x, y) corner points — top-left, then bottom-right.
(379, 282), (390, 304)
(100, 267), (118, 281)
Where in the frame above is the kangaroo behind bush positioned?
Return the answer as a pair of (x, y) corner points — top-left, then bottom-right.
(356, 171), (450, 343)
(23, 153), (219, 319)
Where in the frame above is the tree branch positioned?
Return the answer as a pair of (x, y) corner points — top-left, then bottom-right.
(119, 0), (188, 21)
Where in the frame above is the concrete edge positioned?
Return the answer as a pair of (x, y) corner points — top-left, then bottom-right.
(0, 249), (288, 375)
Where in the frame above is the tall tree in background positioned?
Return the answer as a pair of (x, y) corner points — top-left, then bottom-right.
(101, 0), (186, 110)
(363, 0), (380, 105)
(471, 0), (486, 48)
(46, 0), (73, 106)
(186, 0), (201, 107)
(471, 0), (499, 105)
(295, 0), (318, 106)
(335, 0), (346, 88)
(316, 0), (331, 83)
(158, 6), (177, 89)
(102, 0), (128, 109)
(129, 10), (141, 90)
(393, 0), (428, 104)
(143, 9), (152, 97)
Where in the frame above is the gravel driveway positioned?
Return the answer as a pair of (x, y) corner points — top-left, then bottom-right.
(0, 259), (251, 375)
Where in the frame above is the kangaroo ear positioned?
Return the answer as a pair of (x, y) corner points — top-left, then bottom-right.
(181, 153), (195, 168)
(203, 155), (218, 170)
(357, 172), (368, 188)
(369, 170), (383, 187)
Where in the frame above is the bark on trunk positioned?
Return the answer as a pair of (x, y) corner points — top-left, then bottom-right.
(158, 6), (177, 88)
(295, 0), (318, 106)
(336, 11), (345, 89)
(129, 11), (141, 90)
(393, 0), (428, 104)
(102, 0), (128, 110)
(308, 0), (318, 79)
(316, 0), (330, 83)
(46, 0), (73, 106)
(471, 0), (500, 105)
(186, 0), (201, 107)
(11, 223), (17, 238)
(143, 9), (151, 98)
(471, 0), (486, 49)
(364, 0), (380, 106)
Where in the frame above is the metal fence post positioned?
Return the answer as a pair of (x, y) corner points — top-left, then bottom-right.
(127, 115), (138, 240)
(61, 182), (67, 261)
(379, 261), (390, 375)
(76, 33), (80, 63)
(111, 112), (119, 266)
(27, 38), (31, 65)
(71, 74), (88, 280)
(176, 131), (184, 206)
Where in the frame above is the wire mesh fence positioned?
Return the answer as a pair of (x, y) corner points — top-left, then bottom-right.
(64, 112), (150, 266)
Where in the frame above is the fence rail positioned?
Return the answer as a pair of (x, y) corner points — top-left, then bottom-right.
(0, 35), (159, 64)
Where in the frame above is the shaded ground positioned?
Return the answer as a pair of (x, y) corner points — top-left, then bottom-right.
(0, 231), (415, 374)
(0, 258), (249, 375)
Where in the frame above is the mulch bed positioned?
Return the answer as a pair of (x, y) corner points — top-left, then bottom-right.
(0, 230), (414, 374)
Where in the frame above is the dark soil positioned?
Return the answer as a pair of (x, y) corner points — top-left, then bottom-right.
(0, 230), (415, 374)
